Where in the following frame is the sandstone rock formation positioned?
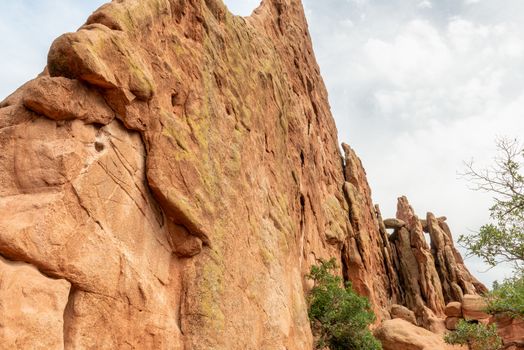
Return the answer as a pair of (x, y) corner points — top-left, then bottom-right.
(443, 298), (524, 349)
(1, 0), (348, 348)
(0, 0), (492, 348)
(463, 294), (490, 321)
(492, 314), (524, 350)
(374, 319), (466, 350)
(339, 143), (486, 333)
(445, 302), (463, 318)
(0, 256), (71, 349)
(384, 197), (487, 329)
(390, 304), (418, 325)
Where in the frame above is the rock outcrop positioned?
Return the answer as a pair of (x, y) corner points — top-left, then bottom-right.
(340, 145), (485, 329)
(443, 298), (524, 349)
(1, 0), (348, 348)
(0, 0), (491, 348)
(492, 314), (524, 350)
(374, 319), (466, 350)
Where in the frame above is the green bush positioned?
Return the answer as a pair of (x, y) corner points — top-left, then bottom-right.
(307, 259), (382, 350)
(487, 273), (524, 319)
(444, 320), (502, 350)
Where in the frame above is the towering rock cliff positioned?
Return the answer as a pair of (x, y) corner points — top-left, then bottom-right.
(0, 1), (347, 348)
(0, 0), (486, 349)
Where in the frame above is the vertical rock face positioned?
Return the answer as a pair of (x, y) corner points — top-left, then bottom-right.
(0, 0), (488, 348)
(0, 0), (348, 348)
(341, 144), (401, 322)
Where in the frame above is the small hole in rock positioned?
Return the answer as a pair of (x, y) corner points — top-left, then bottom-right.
(171, 92), (178, 107)
(93, 123), (104, 130)
(95, 142), (105, 152)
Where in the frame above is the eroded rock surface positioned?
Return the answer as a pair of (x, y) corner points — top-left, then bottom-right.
(0, 0), (347, 348)
(374, 319), (466, 350)
(0, 0), (491, 348)
(0, 256), (70, 350)
(339, 146), (485, 330)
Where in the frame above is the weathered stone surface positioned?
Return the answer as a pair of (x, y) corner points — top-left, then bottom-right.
(462, 294), (490, 321)
(341, 144), (401, 322)
(427, 213), (487, 302)
(384, 218), (406, 229)
(445, 316), (461, 330)
(393, 197), (446, 326)
(382, 196), (487, 330)
(22, 76), (115, 124)
(0, 0), (348, 348)
(375, 319), (466, 350)
(0, 0), (491, 348)
(445, 302), (463, 317)
(338, 150), (485, 332)
(391, 304), (417, 325)
(0, 256), (71, 350)
(492, 315), (524, 348)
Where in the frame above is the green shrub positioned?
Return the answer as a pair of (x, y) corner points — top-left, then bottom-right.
(444, 320), (502, 350)
(307, 259), (382, 350)
(487, 273), (524, 319)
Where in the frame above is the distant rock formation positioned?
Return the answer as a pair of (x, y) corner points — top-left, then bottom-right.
(340, 144), (486, 330)
(0, 0), (490, 349)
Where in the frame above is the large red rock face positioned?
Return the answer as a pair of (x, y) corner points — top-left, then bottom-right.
(0, 0), (348, 348)
(0, 0), (490, 348)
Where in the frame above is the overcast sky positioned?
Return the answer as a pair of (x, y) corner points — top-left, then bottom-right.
(1, 0), (522, 286)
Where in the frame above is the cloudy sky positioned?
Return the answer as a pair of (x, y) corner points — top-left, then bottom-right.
(1, 0), (522, 286)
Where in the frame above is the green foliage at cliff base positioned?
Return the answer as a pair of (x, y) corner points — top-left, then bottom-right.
(307, 259), (382, 350)
(444, 320), (502, 350)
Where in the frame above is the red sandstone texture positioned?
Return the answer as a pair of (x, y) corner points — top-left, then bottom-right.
(1, 1), (345, 348)
(0, 0), (506, 349)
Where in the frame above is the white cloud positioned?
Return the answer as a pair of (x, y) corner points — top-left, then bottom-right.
(304, 0), (524, 286)
(418, 1), (433, 9)
(340, 19), (355, 28)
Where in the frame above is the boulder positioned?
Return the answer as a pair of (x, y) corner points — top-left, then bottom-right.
(445, 317), (461, 331)
(375, 319), (466, 350)
(462, 294), (490, 321)
(445, 302), (463, 317)
(391, 304), (418, 325)
(384, 218), (406, 229)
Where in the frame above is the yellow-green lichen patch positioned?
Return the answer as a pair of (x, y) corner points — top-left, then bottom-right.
(322, 194), (348, 245)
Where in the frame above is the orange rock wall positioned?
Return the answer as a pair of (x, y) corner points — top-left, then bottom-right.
(0, 0), (487, 348)
(0, 0), (347, 348)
